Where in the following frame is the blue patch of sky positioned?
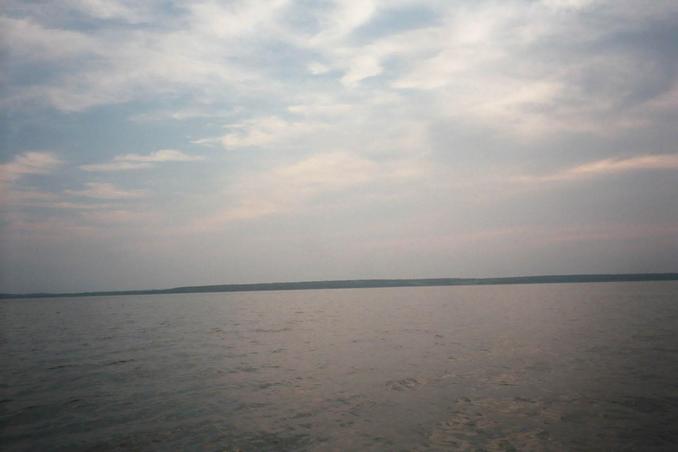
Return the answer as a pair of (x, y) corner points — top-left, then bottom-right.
(4, 105), (190, 160)
(280, 0), (332, 37)
(1, 61), (74, 90)
(352, 5), (440, 43)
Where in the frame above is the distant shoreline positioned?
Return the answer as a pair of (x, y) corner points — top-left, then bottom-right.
(1, 273), (677, 300)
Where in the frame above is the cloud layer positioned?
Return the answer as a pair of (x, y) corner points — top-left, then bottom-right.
(1, 0), (678, 292)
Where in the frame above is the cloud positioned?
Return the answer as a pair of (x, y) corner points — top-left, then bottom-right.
(3, 0), (678, 294)
(0, 152), (62, 183)
(519, 154), (678, 183)
(225, 151), (385, 219)
(64, 0), (143, 22)
(221, 116), (325, 149)
(564, 154), (678, 177)
(541, 0), (596, 11)
(130, 107), (232, 122)
(120, 149), (202, 163)
(343, 1), (678, 136)
(340, 54), (382, 86)
(65, 182), (145, 199)
(191, 151), (425, 229)
(79, 161), (154, 172)
(4, 0), (677, 144)
(80, 149), (203, 172)
(287, 102), (353, 116)
(1, 1), (288, 112)
(0, 16), (98, 62)
(79, 208), (158, 224)
(310, 0), (378, 45)
(307, 62), (330, 75)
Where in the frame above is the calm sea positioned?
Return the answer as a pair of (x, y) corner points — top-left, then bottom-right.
(1, 282), (677, 451)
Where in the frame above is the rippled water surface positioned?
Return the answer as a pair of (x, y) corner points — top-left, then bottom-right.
(2, 282), (678, 450)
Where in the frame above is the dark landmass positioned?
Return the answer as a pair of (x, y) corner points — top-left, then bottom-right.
(1, 273), (677, 300)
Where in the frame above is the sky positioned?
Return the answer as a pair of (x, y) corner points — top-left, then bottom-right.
(1, 0), (677, 293)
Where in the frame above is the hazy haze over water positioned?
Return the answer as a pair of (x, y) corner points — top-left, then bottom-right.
(2, 282), (677, 450)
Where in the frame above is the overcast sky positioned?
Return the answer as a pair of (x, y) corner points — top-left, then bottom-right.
(1, 0), (677, 293)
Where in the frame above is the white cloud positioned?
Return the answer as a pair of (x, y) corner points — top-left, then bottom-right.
(130, 107), (233, 122)
(566, 154), (678, 176)
(518, 154), (678, 183)
(340, 54), (382, 86)
(189, 0), (289, 39)
(80, 149), (203, 172)
(0, 152), (62, 182)
(307, 62), (330, 75)
(121, 149), (203, 163)
(65, 182), (145, 199)
(303, 3), (442, 89)
(79, 161), (154, 172)
(221, 116), (325, 149)
(310, 0), (378, 45)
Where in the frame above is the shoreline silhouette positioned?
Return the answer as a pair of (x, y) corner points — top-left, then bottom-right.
(2, 273), (676, 300)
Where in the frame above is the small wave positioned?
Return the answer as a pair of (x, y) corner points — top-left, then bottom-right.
(253, 327), (292, 333)
(385, 377), (427, 391)
(48, 364), (76, 370)
(104, 359), (136, 367)
(423, 398), (561, 451)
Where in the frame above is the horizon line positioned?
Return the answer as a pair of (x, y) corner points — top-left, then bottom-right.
(2, 272), (677, 300)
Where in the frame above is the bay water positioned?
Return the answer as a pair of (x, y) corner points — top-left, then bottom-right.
(2, 282), (677, 450)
